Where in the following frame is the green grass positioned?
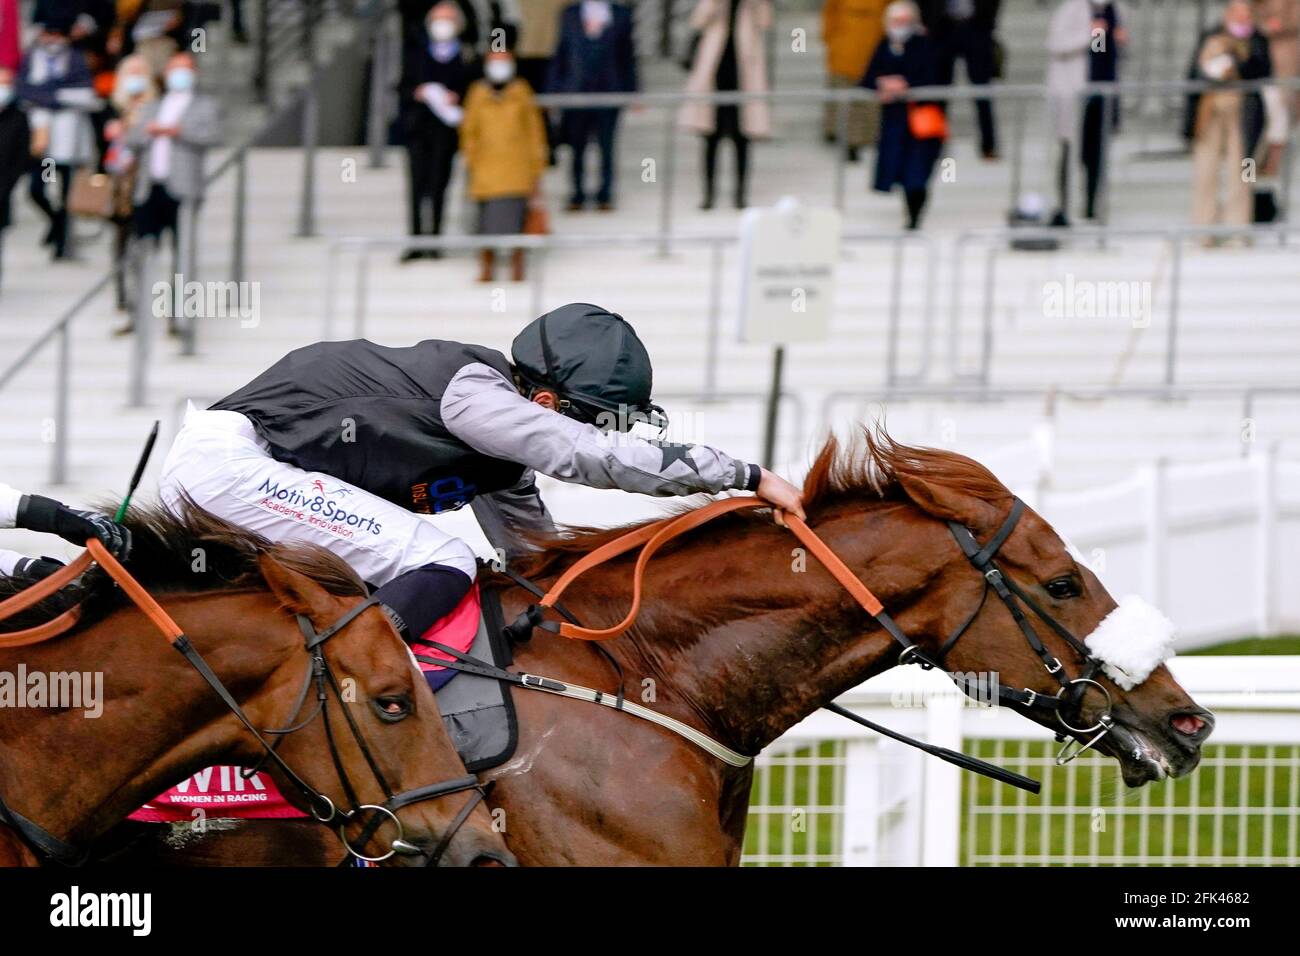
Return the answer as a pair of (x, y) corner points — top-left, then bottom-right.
(1186, 635), (1300, 655)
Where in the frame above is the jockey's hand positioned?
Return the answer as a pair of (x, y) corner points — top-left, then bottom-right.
(756, 469), (805, 526)
(17, 495), (132, 560)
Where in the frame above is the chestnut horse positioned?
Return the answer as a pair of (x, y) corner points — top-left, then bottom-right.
(0, 504), (514, 867)
(100, 432), (1214, 866)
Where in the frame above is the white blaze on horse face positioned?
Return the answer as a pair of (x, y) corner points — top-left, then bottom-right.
(1083, 595), (1177, 691)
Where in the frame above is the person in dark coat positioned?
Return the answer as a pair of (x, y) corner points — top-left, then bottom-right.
(547, 1), (638, 211)
(1182, 1), (1271, 158)
(0, 65), (31, 290)
(861, 1), (944, 229)
(920, 0), (1000, 159)
(398, 1), (480, 261)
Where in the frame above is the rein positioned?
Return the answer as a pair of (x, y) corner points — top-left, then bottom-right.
(503, 495), (1122, 793)
(0, 540), (481, 866)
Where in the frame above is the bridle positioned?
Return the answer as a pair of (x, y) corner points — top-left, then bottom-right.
(500, 494), (1124, 792)
(196, 592), (488, 865)
(0, 542), (485, 867)
(902, 498), (1117, 765)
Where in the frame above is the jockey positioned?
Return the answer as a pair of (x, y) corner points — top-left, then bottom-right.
(158, 303), (804, 675)
(0, 483), (133, 582)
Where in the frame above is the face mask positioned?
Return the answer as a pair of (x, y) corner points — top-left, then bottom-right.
(42, 39), (68, 54)
(1226, 20), (1252, 39)
(886, 25), (914, 44)
(485, 60), (515, 84)
(428, 18), (457, 42)
(166, 68), (194, 92)
(0, 86), (12, 108)
(122, 74), (149, 96)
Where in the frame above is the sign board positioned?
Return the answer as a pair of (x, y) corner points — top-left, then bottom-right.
(737, 198), (841, 344)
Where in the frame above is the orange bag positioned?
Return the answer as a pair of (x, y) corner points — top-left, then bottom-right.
(907, 103), (948, 141)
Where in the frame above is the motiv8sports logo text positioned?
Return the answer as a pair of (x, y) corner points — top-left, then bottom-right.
(257, 477), (384, 535)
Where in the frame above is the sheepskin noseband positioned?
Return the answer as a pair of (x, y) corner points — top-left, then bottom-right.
(1084, 596), (1176, 690)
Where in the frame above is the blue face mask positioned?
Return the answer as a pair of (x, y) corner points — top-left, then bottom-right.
(122, 75), (149, 96)
(166, 68), (195, 93)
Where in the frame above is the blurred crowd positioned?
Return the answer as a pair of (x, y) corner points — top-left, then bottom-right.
(0, 0), (224, 328)
(1, 0), (1298, 299)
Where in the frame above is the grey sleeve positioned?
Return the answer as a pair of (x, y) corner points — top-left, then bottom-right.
(470, 469), (557, 562)
(442, 363), (760, 498)
(177, 97), (224, 149)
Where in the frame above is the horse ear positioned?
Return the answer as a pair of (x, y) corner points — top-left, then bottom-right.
(894, 473), (1000, 530)
(257, 552), (334, 619)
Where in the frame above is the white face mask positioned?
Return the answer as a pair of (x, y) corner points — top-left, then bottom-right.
(428, 18), (458, 42)
(485, 59), (515, 84)
(0, 86), (12, 108)
(886, 24), (914, 44)
(166, 68), (195, 93)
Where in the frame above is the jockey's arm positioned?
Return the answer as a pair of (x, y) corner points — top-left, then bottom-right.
(442, 363), (761, 498)
(0, 482), (132, 559)
(470, 469), (557, 561)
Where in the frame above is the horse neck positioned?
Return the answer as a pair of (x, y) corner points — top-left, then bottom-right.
(0, 589), (297, 845)
(589, 502), (942, 756)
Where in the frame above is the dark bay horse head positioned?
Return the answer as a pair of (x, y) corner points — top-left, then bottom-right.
(0, 503), (514, 866)
(791, 429), (1214, 786)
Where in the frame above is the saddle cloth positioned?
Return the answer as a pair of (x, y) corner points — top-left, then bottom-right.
(128, 582), (519, 823)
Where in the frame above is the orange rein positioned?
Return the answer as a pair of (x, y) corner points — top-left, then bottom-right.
(530, 496), (884, 641)
(0, 539), (184, 648)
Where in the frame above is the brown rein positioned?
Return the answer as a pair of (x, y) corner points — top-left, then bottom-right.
(0, 540), (183, 648)
(529, 496), (884, 640)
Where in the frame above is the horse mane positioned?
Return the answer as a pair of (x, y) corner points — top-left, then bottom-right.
(0, 497), (365, 632)
(497, 424), (1013, 584)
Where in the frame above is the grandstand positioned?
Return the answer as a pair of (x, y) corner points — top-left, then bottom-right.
(1, 0), (1296, 868)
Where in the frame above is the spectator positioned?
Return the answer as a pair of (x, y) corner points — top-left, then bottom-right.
(1254, 0), (1298, 174)
(548, 1), (637, 211)
(401, 0), (480, 54)
(119, 0), (187, 79)
(514, 0), (569, 162)
(460, 49), (546, 282)
(861, 0), (944, 229)
(123, 51), (221, 331)
(1189, 0), (1272, 241)
(104, 53), (154, 323)
(0, 0), (21, 72)
(681, 0), (771, 210)
(19, 10), (102, 261)
(1046, 0), (1128, 226)
(921, 0), (1000, 159)
(821, 0), (885, 161)
(0, 65), (31, 290)
(398, 1), (479, 262)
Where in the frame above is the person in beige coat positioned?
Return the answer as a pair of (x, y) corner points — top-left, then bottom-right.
(461, 50), (547, 282)
(679, 0), (772, 208)
(821, 0), (885, 156)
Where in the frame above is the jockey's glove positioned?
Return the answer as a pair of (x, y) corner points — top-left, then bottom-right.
(17, 495), (133, 561)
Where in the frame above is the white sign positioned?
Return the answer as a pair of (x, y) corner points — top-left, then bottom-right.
(737, 197), (841, 344)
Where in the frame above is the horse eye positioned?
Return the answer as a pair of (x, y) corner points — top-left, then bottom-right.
(1045, 577), (1080, 600)
(374, 696), (411, 722)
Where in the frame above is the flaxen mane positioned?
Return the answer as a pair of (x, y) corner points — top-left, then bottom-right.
(0, 498), (364, 632)
(497, 425), (1013, 584)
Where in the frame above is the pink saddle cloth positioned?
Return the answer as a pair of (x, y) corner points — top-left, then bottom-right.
(128, 586), (482, 822)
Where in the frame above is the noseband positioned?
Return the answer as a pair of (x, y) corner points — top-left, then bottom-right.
(912, 499), (1116, 764)
(183, 592), (486, 866)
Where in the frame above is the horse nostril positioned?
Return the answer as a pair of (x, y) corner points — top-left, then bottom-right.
(1171, 712), (1208, 738)
(470, 852), (515, 867)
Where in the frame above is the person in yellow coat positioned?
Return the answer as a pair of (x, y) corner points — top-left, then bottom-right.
(821, 0), (886, 157)
(460, 49), (548, 283)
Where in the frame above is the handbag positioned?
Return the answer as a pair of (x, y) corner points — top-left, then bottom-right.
(907, 102), (948, 141)
(67, 168), (115, 219)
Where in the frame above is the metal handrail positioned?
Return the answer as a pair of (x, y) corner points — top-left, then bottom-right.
(947, 222), (1300, 388)
(320, 228), (937, 394)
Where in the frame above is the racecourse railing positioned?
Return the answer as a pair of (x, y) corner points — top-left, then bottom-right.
(744, 655), (1300, 866)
